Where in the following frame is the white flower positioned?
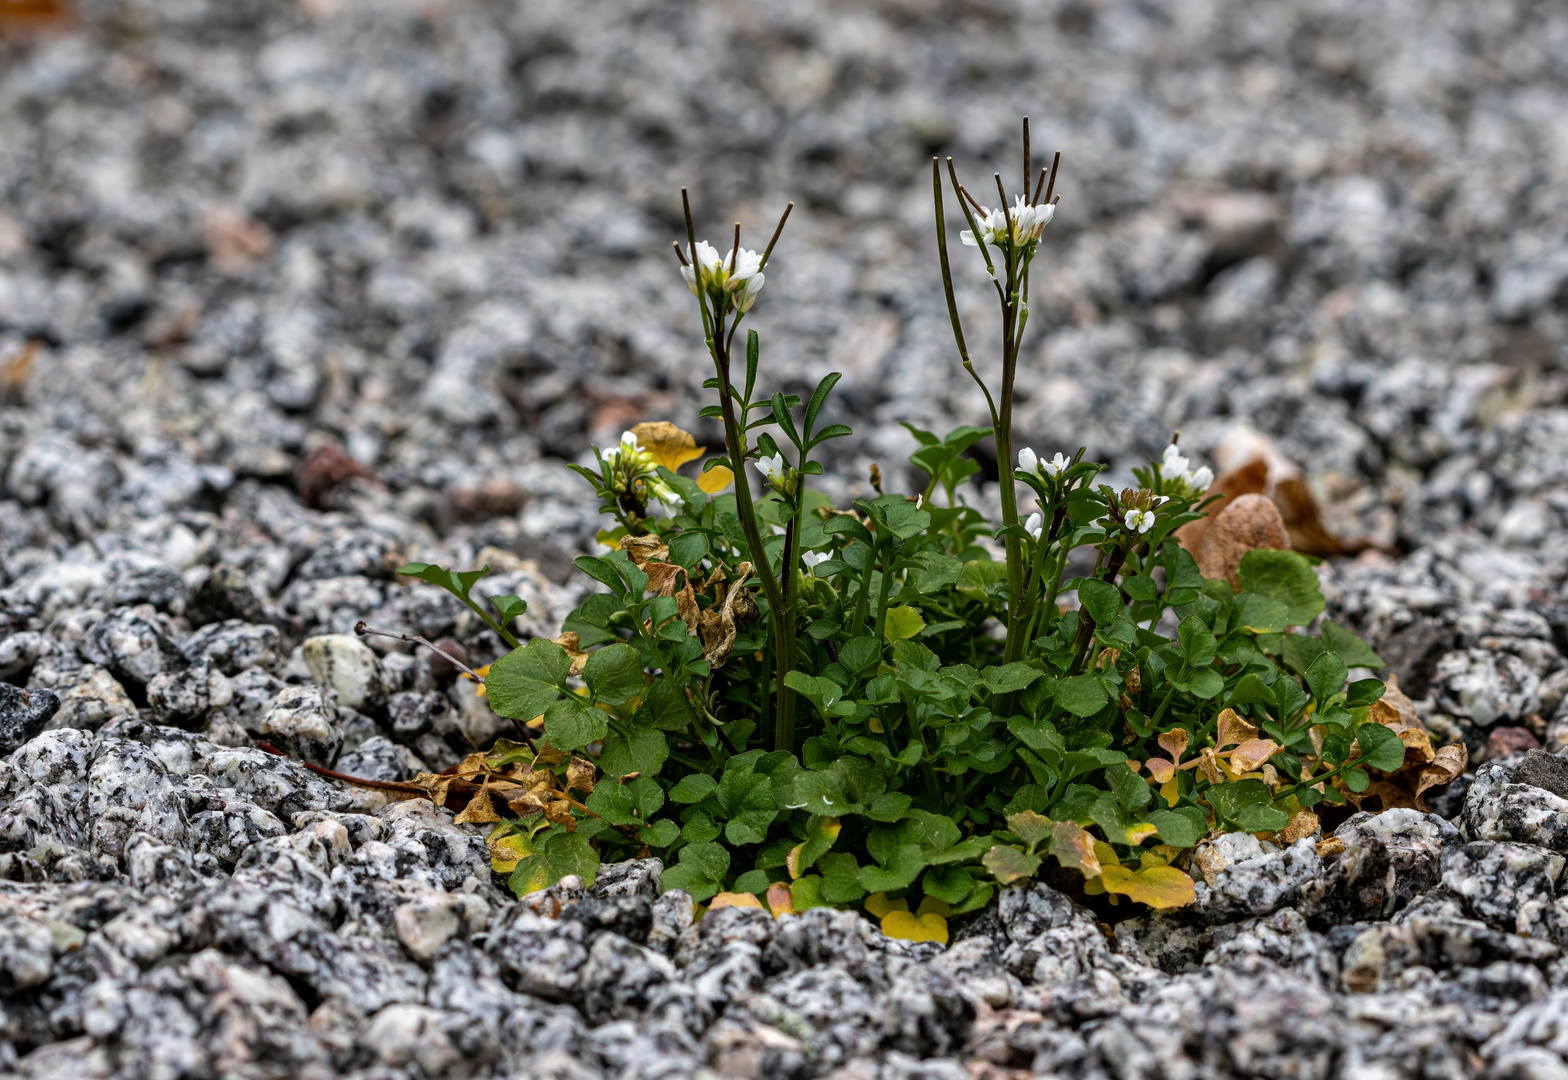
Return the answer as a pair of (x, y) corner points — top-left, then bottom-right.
(915, 493), (924, 509)
(680, 242), (767, 310)
(1159, 443), (1213, 496)
(801, 550), (830, 571)
(1126, 508), (1156, 534)
(960, 199), (1055, 248)
(754, 452), (788, 487)
(1025, 512), (1043, 540)
(1018, 447), (1038, 475)
(680, 241), (724, 294)
(1041, 452), (1071, 477)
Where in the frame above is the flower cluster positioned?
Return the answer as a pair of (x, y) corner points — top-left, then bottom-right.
(961, 195), (1055, 250)
(1160, 444), (1214, 497)
(1119, 487), (1161, 535)
(681, 241), (765, 313)
(602, 431), (678, 508)
(1018, 447), (1070, 478)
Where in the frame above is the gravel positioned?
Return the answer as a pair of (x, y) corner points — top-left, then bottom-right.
(5, 0), (1568, 1074)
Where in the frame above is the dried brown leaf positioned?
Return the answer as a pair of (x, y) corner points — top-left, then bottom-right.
(1158, 728), (1190, 761)
(1229, 737), (1281, 774)
(566, 757), (597, 796)
(1215, 708), (1258, 749)
(1279, 810), (1320, 845)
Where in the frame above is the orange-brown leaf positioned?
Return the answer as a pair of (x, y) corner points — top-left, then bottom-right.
(1215, 708), (1258, 748)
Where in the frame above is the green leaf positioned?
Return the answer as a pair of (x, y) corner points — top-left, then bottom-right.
(884, 607), (926, 641)
(1123, 575), (1159, 603)
(509, 829), (598, 896)
(1178, 615), (1218, 667)
(659, 842), (730, 903)
(1077, 579), (1124, 627)
(584, 643), (645, 705)
(585, 783), (639, 825)
(982, 663), (1042, 695)
(1147, 809), (1202, 848)
(922, 864), (974, 906)
(1345, 678), (1386, 708)
(639, 819), (680, 848)
(1187, 668), (1224, 699)
(598, 729), (669, 779)
(1354, 722), (1407, 772)
(1236, 803), (1291, 832)
(1234, 593), (1289, 634)
(818, 852), (867, 903)
(668, 532), (709, 569)
(484, 639), (569, 721)
(490, 594), (528, 624)
(856, 843), (924, 892)
(1237, 549), (1324, 627)
(1105, 762), (1152, 812)
(669, 774), (718, 804)
(789, 770), (861, 817)
(1343, 767), (1370, 792)
(720, 771), (778, 846)
(1228, 673), (1277, 707)
(840, 636), (882, 676)
(1205, 779), (1273, 823)
(792, 815), (841, 875)
(1272, 677), (1309, 721)
(1322, 620), (1383, 669)
(542, 697), (607, 752)
(866, 792), (913, 822)
(732, 869), (770, 895)
(956, 559), (1007, 602)
(1304, 652), (1348, 705)
(1056, 675), (1108, 717)
(913, 554), (964, 595)
(573, 556), (625, 593)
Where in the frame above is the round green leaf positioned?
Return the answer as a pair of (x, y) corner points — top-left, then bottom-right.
(584, 643), (646, 705)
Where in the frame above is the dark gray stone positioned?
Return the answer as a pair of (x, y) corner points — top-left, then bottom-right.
(1511, 748), (1568, 800)
(0, 684), (60, 754)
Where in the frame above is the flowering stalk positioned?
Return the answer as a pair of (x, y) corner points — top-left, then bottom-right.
(934, 120), (1061, 665)
(678, 192), (801, 752)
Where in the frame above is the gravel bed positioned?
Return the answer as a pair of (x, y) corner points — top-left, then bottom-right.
(5, 0), (1568, 1076)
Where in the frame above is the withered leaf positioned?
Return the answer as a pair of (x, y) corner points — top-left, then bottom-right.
(631, 421), (705, 471)
(1229, 737), (1281, 774)
(565, 757), (597, 796)
(1215, 708), (1258, 749)
(1158, 728), (1189, 761)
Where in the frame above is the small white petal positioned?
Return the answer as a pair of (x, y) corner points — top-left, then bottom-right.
(1018, 447), (1038, 474)
(1190, 466), (1214, 492)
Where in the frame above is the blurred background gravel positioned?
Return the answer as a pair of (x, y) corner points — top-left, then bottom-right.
(5, 0), (1568, 569)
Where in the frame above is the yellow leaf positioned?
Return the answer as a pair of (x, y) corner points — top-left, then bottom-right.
(632, 422), (706, 471)
(1092, 841), (1119, 866)
(1159, 776), (1180, 806)
(883, 607), (925, 641)
(697, 464), (734, 493)
(708, 892), (764, 911)
(1095, 864), (1197, 909)
(880, 910), (948, 945)
(1123, 822), (1160, 846)
(868, 715), (884, 734)
(864, 892), (908, 918)
(916, 896), (952, 918)
(465, 663), (493, 697)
